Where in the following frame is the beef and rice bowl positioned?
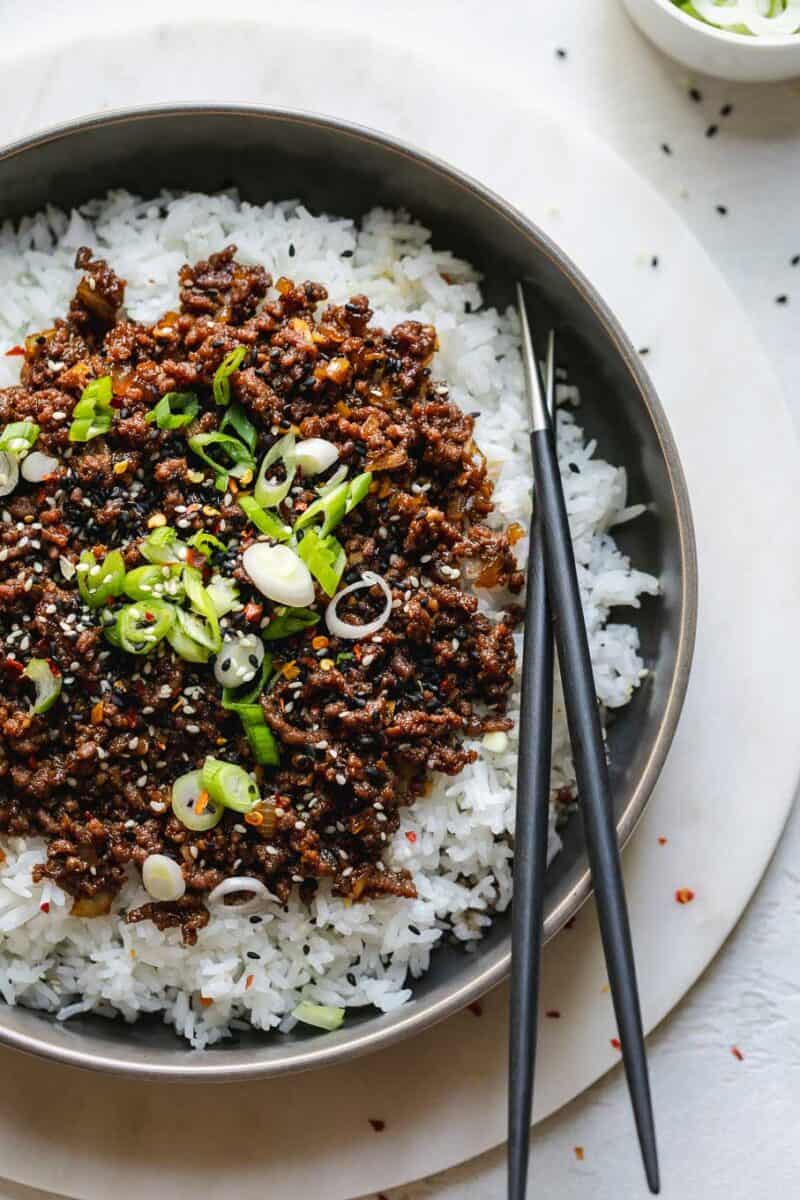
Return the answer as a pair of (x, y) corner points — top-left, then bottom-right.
(0, 195), (658, 1045)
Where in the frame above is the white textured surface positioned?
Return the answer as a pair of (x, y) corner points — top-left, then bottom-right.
(0, 3), (798, 1199)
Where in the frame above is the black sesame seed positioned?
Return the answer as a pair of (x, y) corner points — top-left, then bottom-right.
(288, 243), (295, 257)
(249, 915), (262, 925)
(220, 658), (231, 671)
(568, 462), (580, 474)
(720, 103), (733, 117)
(555, 47), (567, 59)
(716, 205), (728, 216)
(465, 301), (472, 314)
(776, 294), (789, 305)
(246, 950), (260, 960)
(651, 255), (659, 268)
(341, 249), (354, 258)
(409, 924), (420, 935)
(791, 255), (800, 267)
(346, 972), (357, 986)
(638, 347), (650, 356)
(660, 143), (672, 156)
(248, 654), (258, 667)
(706, 124), (719, 138)
(689, 87), (702, 102)
(302, 944), (310, 956)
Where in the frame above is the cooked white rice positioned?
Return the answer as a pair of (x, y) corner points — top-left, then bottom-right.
(0, 194), (658, 1046)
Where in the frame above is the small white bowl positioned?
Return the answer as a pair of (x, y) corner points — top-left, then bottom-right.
(622, 0), (800, 81)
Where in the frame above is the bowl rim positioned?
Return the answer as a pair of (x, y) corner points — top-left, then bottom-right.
(641, 0), (800, 48)
(0, 102), (697, 1081)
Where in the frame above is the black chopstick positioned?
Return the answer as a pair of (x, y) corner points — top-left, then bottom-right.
(507, 333), (555, 1200)
(514, 284), (660, 1196)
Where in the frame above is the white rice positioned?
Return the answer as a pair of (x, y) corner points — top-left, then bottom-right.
(0, 193), (659, 1046)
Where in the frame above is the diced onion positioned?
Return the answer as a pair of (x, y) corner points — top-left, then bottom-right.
(207, 876), (273, 915)
(325, 571), (393, 640)
(214, 633), (265, 687)
(21, 451), (59, 483)
(142, 854), (186, 902)
(295, 438), (339, 476)
(243, 542), (315, 607)
(0, 451), (18, 497)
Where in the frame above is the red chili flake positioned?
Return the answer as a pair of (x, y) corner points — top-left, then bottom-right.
(467, 1002), (483, 1018)
(199, 996), (214, 1008)
(39, 902), (50, 914)
(731, 1046), (744, 1061)
(27, 756), (38, 769)
(675, 888), (695, 905)
(610, 1037), (621, 1051)
(4, 345), (24, 357)
(245, 974), (254, 990)
(2, 657), (24, 677)
(405, 831), (417, 843)
(368, 1119), (386, 1132)
(658, 836), (668, 845)
(45, 658), (61, 677)
(244, 601), (263, 623)
(574, 1146), (585, 1162)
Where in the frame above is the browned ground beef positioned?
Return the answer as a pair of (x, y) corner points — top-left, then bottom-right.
(0, 245), (521, 942)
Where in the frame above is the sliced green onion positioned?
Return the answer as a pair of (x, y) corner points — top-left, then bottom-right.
(142, 854), (186, 902)
(296, 529), (346, 597)
(238, 494), (292, 541)
(165, 608), (213, 663)
(292, 1001), (345, 1031)
(183, 566), (222, 651)
(293, 472), (371, 539)
(242, 716), (280, 766)
(201, 756), (260, 813)
(77, 549), (126, 608)
(188, 530), (227, 558)
(0, 452), (18, 497)
(68, 376), (114, 442)
(221, 655), (279, 765)
(188, 431), (255, 492)
(254, 432), (296, 508)
(242, 542), (315, 607)
(123, 564), (184, 603)
(213, 345), (247, 406)
(145, 391), (199, 430)
(141, 525), (187, 566)
(221, 653), (272, 715)
(171, 769), (224, 832)
(295, 437), (339, 476)
(263, 606), (320, 641)
(23, 658), (62, 715)
(112, 600), (175, 655)
(220, 403), (258, 453)
(316, 463), (348, 496)
(345, 471), (372, 514)
(293, 479), (348, 538)
(214, 633), (264, 688)
(0, 420), (39, 457)
(206, 574), (240, 617)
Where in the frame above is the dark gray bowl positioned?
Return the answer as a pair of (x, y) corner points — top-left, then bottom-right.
(0, 105), (697, 1080)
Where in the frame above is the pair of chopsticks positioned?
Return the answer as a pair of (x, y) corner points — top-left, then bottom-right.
(508, 285), (659, 1197)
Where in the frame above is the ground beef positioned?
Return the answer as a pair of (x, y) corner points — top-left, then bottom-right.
(0, 245), (520, 941)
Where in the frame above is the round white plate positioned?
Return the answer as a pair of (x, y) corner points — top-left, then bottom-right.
(0, 15), (798, 1200)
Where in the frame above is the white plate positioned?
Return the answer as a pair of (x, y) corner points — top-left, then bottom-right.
(0, 15), (798, 1200)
